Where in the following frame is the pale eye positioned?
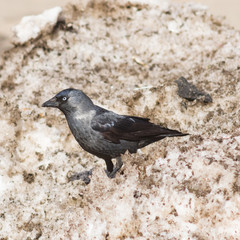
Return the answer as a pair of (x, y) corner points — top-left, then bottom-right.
(62, 97), (67, 101)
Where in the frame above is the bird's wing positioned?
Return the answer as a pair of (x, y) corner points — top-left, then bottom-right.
(91, 110), (184, 144)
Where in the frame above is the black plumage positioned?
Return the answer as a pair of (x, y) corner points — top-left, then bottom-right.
(42, 88), (188, 180)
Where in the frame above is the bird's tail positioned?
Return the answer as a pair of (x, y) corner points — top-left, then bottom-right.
(138, 129), (188, 149)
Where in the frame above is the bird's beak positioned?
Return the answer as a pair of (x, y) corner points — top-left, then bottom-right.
(42, 96), (59, 108)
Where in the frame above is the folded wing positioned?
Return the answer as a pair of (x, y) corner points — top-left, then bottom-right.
(91, 110), (187, 144)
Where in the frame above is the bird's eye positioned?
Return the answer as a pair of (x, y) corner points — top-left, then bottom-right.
(62, 97), (67, 101)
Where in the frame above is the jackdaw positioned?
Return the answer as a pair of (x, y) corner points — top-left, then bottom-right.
(42, 88), (188, 180)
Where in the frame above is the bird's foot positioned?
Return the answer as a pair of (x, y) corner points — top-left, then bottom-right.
(68, 169), (93, 184)
(105, 157), (123, 178)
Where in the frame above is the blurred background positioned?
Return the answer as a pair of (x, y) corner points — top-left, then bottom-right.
(0, 0), (239, 54)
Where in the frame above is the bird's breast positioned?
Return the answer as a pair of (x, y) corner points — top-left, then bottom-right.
(66, 113), (99, 149)
(65, 112), (138, 158)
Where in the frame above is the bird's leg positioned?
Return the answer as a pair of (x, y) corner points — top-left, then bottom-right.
(115, 156), (123, 171)
(104, 158), (114, 173)
(105, 156), (123, 178)
(68, 168), (93, 184)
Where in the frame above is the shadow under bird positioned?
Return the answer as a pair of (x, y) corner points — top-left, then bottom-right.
(42, 88), (188, 183)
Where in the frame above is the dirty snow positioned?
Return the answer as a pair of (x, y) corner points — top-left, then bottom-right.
(0, 0), (240, 239)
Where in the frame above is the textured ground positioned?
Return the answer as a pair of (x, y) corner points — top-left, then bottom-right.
(0, 0), (240, 239)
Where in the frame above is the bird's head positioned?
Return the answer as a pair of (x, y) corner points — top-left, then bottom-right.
(42, 88), (94, 114)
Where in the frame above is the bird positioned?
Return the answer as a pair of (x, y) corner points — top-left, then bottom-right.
(42, 88), (188, 182)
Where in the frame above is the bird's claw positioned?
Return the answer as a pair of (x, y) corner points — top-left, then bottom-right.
(105, 169), (117, 178)
(105, 159), (123, 178)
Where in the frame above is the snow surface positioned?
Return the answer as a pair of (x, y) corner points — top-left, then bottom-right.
(0, 0), (240, 239)
(12, 6), (62, 44)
